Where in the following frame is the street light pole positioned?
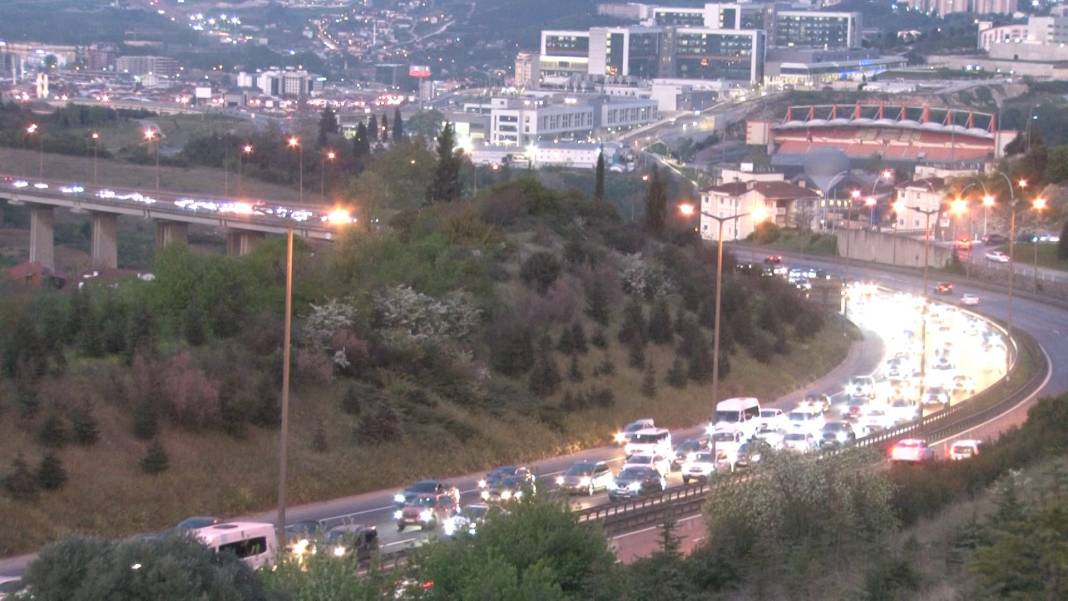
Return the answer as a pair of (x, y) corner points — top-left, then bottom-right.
(321, 150), (335, 200)
(91, 132), (100, 185)
(240, 144), (253, 196)
(909, 206), (939, 402)
(145, 129), (160, 192)
(288, 136), (303, 204)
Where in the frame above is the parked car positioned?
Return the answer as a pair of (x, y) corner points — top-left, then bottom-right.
(961, 293), (980, 306)
(607, 467), (666, 501)
(948, 439), (983, 461)
(985, 250), (1010, 263)
(395, 494), (458, 531)
(681, 451), (717, 484)
(889, 439), (934, 463)
(555, 461), (614, 496)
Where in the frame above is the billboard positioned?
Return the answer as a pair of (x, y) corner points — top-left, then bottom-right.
(408, 65), (431, 78)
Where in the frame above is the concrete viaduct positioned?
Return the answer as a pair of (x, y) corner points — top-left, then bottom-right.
(0, 179), (340, 272)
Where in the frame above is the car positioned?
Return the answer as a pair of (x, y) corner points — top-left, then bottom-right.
(11, 180), (28, 188)
(948, 439), (983, 461)
(820, 421), (857, 447)
(952, 375), (977, 395)
(846, 375), (876, 399)
(859, 408), (895, 433)
(710, 397), (761, 440)
(800, 394), (832, 414)
(672, 437), (709, 469)
(0, 576), (23, 600)
(709, 428), (745, 465)
(985, 250), (1010, 263)
(788, 406), (825, 434)
(681, 451), (717, 483)
(478, 465), (533, 492)
(395, 493), (458, 531)
(922, 386), (951, 409)
(621, 453), (671, 476)
(607, 467), (666, 501)
(323, 524), (378, 560)
(981, 233), (1008, 245)
(961, 293), (980, 306)
(59, 185), (85, 194)
(32, 182), (48, 189)
(755, 408), (787, 432)
(754, 429), (785, 450)
(935, 282), (954, 295)
(443, 504), (497, 538)
(613, 418), (655, 445)
(783, 431), (818, 453)
(555, 461), (614, 495)
(284, 520), (326, 549)
(764, 254), (783, 265)
(623, 427), (673, 458)
(735, 440), (769, 469)
(175, 516), (221, 531)
(889, 439), (934, 463)
(889, 399), (920, 423)
(393, 480), (459, 507)
(481, 475), (534, 503)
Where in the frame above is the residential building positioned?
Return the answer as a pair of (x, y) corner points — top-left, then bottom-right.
(115, 55), (179, 77)
(773, 11), (861, 49)
(908, 0), (1013, 16)
(698, 180), (814, 240)
(893, 178), (945, 232)
(651, 6), (707, 27)
(515, 52), (541, 88)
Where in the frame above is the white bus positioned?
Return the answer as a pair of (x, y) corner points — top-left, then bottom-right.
(192, 522), (278, 570)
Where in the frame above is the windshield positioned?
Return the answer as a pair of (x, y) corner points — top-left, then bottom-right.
(712, 432), (736, 442)
(618, 467), (652, 479)
(488, 466), (515, 478)
(714, 410), (741, 423)
(693, 452), (714, 462)
(789, 412), (813, 422)
(632, 433), (666, 444)
(760, 410), (778, 418)
(628, 455), (653, 465)
(566, 463), (594, 476)
(410, 496), (436, 507)
(785, 433), (807, 441)
(625, 422), (650, 432)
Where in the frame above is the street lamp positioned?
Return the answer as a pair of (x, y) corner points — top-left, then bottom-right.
(321, 149), (335, 200)
(144, 129), (160, 192)
(239, 144), (253, 196)
(276, 206), (354, 546)
(90, 132), (100, 185)
(1032, 196), (1047, 290)
(288, 136), (303, 204)
(908, 202), (946, 403)
(865, 196), (877, 227)
(26, 123), (43, 178)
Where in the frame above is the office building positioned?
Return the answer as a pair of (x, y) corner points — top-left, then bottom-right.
(485, 94), (657, 146)
(236, 69), (314, 97)
(587, 26), (662, 78)
(774, 11), (861, 49)
(116, 55), (180, 78)
(908, 0), (1013, 16)
(666, 28), (765, 84)
(540, 30), (591, 79)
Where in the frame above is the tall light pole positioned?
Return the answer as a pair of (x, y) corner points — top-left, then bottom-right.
(321, 149), (335, 200)
(1032, 196), (1047, 290)
(90, 132), (100, 185)
(144, 129), (160, 192)
(288, 136), (303, 204)
(908, 204), (942, 403)
(26, 123), (43, 178)
(981, 194), (995, 238)
(276, 207), (354, 547)
(239, 144), (253, 196)
(865, 196), (876, 227)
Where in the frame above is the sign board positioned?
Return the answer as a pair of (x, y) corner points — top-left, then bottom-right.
(408, 65), (431, 78)
(194, 86), (212, 99)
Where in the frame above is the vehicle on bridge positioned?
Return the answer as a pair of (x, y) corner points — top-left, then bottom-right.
(393, 480), (459, 508)
(192, 522), (278, 569)
(681, 451), (717, 483)
(889, 439), (935, 464)
(395, 493), (458, 532)
(607, 467), (667, 502)
(555, 461), (615, 496)
(671, 436), (710, 470)
(621, 453), (671, 477)
(709, 397), (761, 440)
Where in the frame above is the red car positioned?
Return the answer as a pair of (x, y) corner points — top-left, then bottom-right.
(934, 282), (954, 295)
(395, 494), (458, 531)
(764, 255), (783, 265)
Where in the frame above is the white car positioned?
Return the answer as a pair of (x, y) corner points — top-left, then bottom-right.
(11, 180), (28, 188)
(783, 431), (818, 453)
(59, 185), (85, 194)
(985, 251), (1010, 263)
(890, 439), (934, 463)
(858, 408), (895, 433)
(709, 428), (744, 460)
(948, 439), (982, 461)
(32, 182), (48, 189)
(442, 504), (493, 538)
(787, 407), (825, 434)
(621, 453), (670, 476)
(680, 451), (717, 484)
(846, 375), (876, 399)
(754, 429), (785, 450)
(613, 418), (656, 445)
(961, 293), (980, 306)
(755, 408), (787, 432)
(889, 399), (920, 423)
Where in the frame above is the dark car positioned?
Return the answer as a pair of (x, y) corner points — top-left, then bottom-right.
(395, 493), (457, 531)
(324, 524), (379, 560)
(482, 475), (535, 503)
(935, 282), (954, 295)
(735, 441), (769, 469)
(982, 233), (1008, 245)
(607, 467), (666, 502)
(820, 421), (857, 447)
(393, 480), (459, 507)
(478, 465), (533, 494)
(672, 437), (709, 470)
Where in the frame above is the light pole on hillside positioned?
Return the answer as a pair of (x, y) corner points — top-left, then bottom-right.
(288, 136), (303, 204)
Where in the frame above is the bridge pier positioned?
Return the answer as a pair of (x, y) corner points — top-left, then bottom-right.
(155, 220), (188, 249)
(226, 230), (264, 256)
(90, 212), (118, 270)
(29, 204), (54, 272)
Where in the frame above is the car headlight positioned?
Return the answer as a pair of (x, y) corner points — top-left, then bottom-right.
(555, 475), (565, 486)
(443, 520), (456, 536)
(393, 493), (405, 503)
(333, 545), (346, 557)
(608, 480), (619, 490)
(613, 432), (626, 444)
(394, 510), (403, 520)
(477, 479), (487, 489)
(579, 476), (591, 485)
(501, 490), (513, 500)
(420, 510), (434, 522)
(627, 482), (641, 491)
(514, 490), (523, 499)
(480, 490), (489, 500)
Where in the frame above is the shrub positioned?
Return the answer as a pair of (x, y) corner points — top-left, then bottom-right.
(570, 321), (588, 354)
(641, 364), (657, 398)
(647, 300), (673, 344)
(70, 403), (100, 446)
(36, 453), (67, 491)
(488, 315), (535, 376)
(355, 402), (402, 444)
(528, 350), (562, 397)
(596, 354), (616, 377)
(584, 276), (612, 326)
(591, 329), (608, 349)
(251, 376), (281, 428)
(4, 453), (38, 500)
(557, 328), (575, 354)
(37, 415), (69, 449)
(628, 336), (646, 370)
(568, 355), (584, 383)
(342, 382), (379, 416)
(666, 355), (688, 388)
(161, 353), (220, 429)
(520, 252), (563, 294)
(140, 440), (170, 475)
(749, 221), (781, 244)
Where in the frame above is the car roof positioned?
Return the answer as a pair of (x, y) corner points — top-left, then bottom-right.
(896, 438), (927, 446)
(632, 427), (669, 435)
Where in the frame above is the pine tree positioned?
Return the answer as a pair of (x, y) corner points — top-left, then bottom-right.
(666, 355), (688, 388)
(318, 108), (338, 147)
(557, 328), (575, 355)
(80, 311), (104, 358)
(426, 122), (462, 204)
(368, 114), (379, 142)
(71, 403), (100, 446)
(688, 333), (713, 382)
(66, 287), (90, 344)
(355, 403), (402, 444)
(392, 107), (404, 141)
(585, 278), (611, 326)
(594, 151), (606, 202)
(140, 439), (169, 475)
(628, 336), (645, 370)
(673, 306), (688, 337)
(568, 354), (584, 383)
(644, 166), (668, 235)
(597, 353), (616, 376)
(381, 114), (390, 139)
(591, 329), (608, 349)
(36, 452), (67, 490)
(618, 297), (646, 344)
(132, 398), (159, 440)
(648, 300), (673, 345)
(641, 363), (657, 398)
(37, 414), (68, 449)
(571, 322), (588, 354)
(528, 350), (562, 396)
(3, 453), (37, 500)
(125, 302), (157, 362)
(353, 122), (371, 160)
(311, 419), (328, 453)
(182, 302), (207, 346)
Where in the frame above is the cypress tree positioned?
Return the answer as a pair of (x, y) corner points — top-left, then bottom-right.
(36, 452), (67, 490)
(37, 414), (68, 449)
(666, 355), (688, 388)
(66, 287), (90, 343)
(528, 350), (562, 397)
(71, 403), (100, 446)
(4, 453), (37, 500)
(392, 107), (404, 141)
(641, 363), (657, 398)
(644, 165), (668, 235)
(648, 300), (673, 345)
(594, 151), (606, 202)
(368, 114), (379, 142)
(426, 122), (462, 204)
(125, 302), (157, 362)
(140, 439), (169, 475)
(571, 321), (588, 354)
(628, 335), (645, 370)
(585, 278), (611, 326)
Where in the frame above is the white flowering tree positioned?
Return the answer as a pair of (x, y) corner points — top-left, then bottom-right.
(301, 298), (360, 370)
(619, 253), (676, 299)
(374, 285), (481, 348)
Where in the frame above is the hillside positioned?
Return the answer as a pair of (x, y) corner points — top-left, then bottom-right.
(0, 177), (851, 554)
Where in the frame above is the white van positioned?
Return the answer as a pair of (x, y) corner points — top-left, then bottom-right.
(787, 406), (825, 434)
(193, 522), (278, 569)
(709, 397), (761, 440)
(624, 427), (673, 458)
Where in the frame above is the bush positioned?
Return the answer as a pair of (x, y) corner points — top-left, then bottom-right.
(666, 356), (688, 388)
(4, 453), (37, 501)
(570, 321), (588, 354)
(595, 354), (616, 377)
(132, 397), (159, 440)
(520, 252), (563, 294)
(488, 315), (535, 376)
(647, 300), (673, 344)
(627, 336), (646, 370)
(311, 420), (328, 453)
(36, 453), (67, 491)
(529, 350), (562, 397)
(568, 355), (584, 383)
(70, 403), (100, 446)
(341, 382), (379, 416)
(557, 328), (575, 354)
(749, 221), (781, 244)
(584, 277), (612, 326)
(641, 364), (657, 398)
(140, 440), (170, 475)
(37, 415), (69, 449)
(355, 402), (402, 444)
(591, 329), (608, 349)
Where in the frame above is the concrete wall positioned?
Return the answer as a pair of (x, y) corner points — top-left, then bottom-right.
(835, 229), (952, 269)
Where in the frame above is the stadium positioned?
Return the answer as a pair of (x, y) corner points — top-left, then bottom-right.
(751, 104), (1016, 169)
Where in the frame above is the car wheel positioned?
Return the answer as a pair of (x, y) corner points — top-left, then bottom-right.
(396, 522), (405, 532)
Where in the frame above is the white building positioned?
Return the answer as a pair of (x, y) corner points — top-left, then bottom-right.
(893, 177), (945, 232)
(540, 30), (591, 82)
(515, 52), (541, 88)
(978, 10), (1068, 61)
(699, 180), (814, 240)
(237, 69), (314, 98)
(486, 94), (657, 146)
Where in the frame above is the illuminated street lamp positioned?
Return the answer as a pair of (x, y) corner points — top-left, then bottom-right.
(26, 123), (43, 178)
(865, 196), (877, 227)
(144, 129), (160, 192)
(1032, 196), (1047, 290)
(321, 149), (336, 200)
(276, 206), (354, 546)
(239, 144), (253, 196)
(981, 194), (995, 237)
(90, 132), (100, 185)
(288, 136), (303, 204)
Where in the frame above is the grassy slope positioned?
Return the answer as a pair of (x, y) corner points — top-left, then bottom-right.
(998, 242), (1068, 272)
(0, 312), (854, 555)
